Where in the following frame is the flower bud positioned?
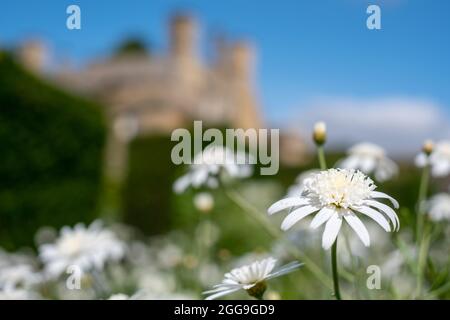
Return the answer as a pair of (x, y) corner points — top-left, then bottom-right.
(193, 192), (214, 213)
(313, 121), (327, 146)
(422, 140), (434, 156)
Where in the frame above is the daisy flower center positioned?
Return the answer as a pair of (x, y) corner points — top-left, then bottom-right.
(305, 169), (375, 209)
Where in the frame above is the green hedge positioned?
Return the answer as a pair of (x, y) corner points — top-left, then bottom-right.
(0, 52), (106, 250)
(122, 135), (177, 235)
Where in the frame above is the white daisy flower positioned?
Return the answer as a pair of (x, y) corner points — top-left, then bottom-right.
(0, 288), (41, 300)
(39, 221), (125, 278)
(337, 142), (398, 182)
(268, 168), (400, 250)
(173, 145), (253, 193)
(0, 264), (42, 291)
(204, 257), (302, 300)
(426, 193), (450, 221)
(415, 140), (450, 177)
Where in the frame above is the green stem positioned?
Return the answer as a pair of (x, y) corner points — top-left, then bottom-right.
(425, 280), (450, 299)
(331, 239), (342, 300)
(416, 164), (430, 242)
(317, 144), (343, 300)
(317, 145), (327, 170)
(415, 220), (431, 298)
(413, 161), (430, 299)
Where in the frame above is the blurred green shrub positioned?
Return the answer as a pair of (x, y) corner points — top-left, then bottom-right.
(123, 135), (177, 235)
(122, 125), (231, 235)
(0, 52), (106, 250)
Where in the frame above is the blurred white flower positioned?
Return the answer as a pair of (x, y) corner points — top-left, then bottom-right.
(0, 249), (37, 269)
(198, 263), (223, 287)
(0, 264), (42, 291)
(272, 228), (319, 259)
(204, 257), (302, 300)
(338, 143), (398, 182)
(0, 288), (41, 300)
(426, 193), (450, 221)
(108, 293), (131, 300)
(173, 145), (253, 193)
(136, 270), (176, 293)
(156, 243), (184, 268)
(137, 291), (197, 300)
(107, 292), (149, 300)
(415, 140), (450, 177)
(268, 169), (400, 250)
(381, 250), (408, 279)
(193, 192), (215, 212)
(39, 221), (125, 278)
(287, 170), (319, 197)
(337, 223), (389, 268)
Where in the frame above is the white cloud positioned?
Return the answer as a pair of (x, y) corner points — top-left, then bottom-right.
(291, 97), (450, 155)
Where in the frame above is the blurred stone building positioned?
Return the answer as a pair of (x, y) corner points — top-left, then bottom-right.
(17, 14), (308, 178)
(57, 14), (262, 135)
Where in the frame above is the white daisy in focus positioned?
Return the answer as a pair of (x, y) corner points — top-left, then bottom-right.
(173, 145), (253, 193)
(337, 142), (398, 182)
(426, 193), (450, 221)
(287, 170), (319, 197)
(204, 257), (302, 300)
(416, 140), (450, 177)
(268, 169), (400, 250)
(39, 221), (126, 278)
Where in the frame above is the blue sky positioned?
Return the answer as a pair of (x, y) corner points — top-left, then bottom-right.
(1, 0), (450, 148)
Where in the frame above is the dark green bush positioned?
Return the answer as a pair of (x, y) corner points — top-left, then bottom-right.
(0, 52), (106, 250)
(123, 135), (177, 235)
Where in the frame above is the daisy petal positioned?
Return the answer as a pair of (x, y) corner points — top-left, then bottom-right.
(310, 206), (334, 229)
(205, 288), (241, 300)
(266, 262), (304, 280)
(268, 197), (310, 215)
(322, 213), (342, 250)
(370, 191), (399, 209)
(364, 199), (400, 231)
(344, 211), (370, 247)
(281, 205), (319, 230)
(173, 175), (191, 194)
(354, 205), (391, 232)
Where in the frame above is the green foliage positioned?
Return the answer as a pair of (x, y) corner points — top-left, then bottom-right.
(122, 125), (232, 236)
(123, 135), (177, 235)
(114, 38), (150, 57)
(0, 53), (106, 250)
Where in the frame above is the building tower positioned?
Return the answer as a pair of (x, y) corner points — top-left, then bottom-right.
(227, 42), (262, 129)
(169, 14), (203, 107)
(19, 40), (47, 73)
